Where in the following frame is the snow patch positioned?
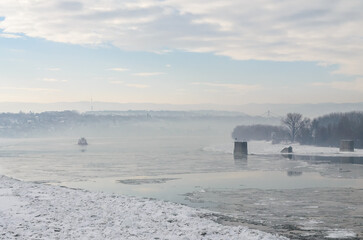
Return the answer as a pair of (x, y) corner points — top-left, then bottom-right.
(0, 175), (287, 239)
(0, 188), (23, 211)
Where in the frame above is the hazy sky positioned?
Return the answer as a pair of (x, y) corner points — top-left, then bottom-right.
(0, 0), (362, 105)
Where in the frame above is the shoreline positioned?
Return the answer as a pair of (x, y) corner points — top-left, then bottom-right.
(0, 174), (286, 240)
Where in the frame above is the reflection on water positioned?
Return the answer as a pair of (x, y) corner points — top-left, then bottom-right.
(293, 154), (363, 164)
(277, 153), (363, 164)
(281, 153), (293, 159)
(233, 155), (247, 169)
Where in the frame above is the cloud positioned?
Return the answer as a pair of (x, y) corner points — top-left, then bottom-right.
(312, 78), (363, 92)
(151, 49), (173, 55)
(0, 86), (60, 92)
(108, 68), (129, 72)
(126, 83), (149, 88)
(132, 72), (165, 77)
(110, 81), (148, 88)
(42, 78), (67, 82)
(0, 33), (21, 38)
(47, 67), (61, 71)
(192, 82), (259, 92)
(109, 80), (124, 84)
(57, 1), (83, 11)
(0, 0), (362, 75)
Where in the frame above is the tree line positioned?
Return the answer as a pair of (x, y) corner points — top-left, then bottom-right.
(232, 111), (363, 148)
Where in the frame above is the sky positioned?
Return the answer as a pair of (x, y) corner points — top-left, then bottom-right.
(0, 0), (362, 106)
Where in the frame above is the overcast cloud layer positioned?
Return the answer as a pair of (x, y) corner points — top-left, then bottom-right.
(0, 0), (362, 76)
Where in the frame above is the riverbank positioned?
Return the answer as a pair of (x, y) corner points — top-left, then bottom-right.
(0, 175), (286, 239)
(204, 140), (363, 157)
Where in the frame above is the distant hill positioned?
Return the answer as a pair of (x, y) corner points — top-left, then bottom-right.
(0, 101), (362, 117)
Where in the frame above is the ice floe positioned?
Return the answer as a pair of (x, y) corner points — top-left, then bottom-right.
(117, 178), (179, 185)
(326, 229), (357, 239)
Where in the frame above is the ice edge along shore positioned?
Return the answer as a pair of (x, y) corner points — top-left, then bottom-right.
(0, 175), (286, 240)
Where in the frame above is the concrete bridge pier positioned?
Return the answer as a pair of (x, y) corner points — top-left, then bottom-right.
(234, 141), (248, 158)
(340, 140), (354, 152)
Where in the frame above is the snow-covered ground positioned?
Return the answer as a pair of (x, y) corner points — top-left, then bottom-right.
(0, 175), (286, 240)
(204, 141), (363, 156)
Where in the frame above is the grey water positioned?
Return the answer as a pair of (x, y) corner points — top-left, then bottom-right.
(0, 136), (362, 240)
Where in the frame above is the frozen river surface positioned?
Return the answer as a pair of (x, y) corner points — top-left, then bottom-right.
(0, 137), (362, 239)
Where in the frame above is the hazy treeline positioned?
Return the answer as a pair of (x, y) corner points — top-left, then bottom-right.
(232, 125), (289, 142)
(0, 111), (106, 137)
(232, 111), (363, 148)
(0, 110), (279, 138)
(312, 112), (363, 148)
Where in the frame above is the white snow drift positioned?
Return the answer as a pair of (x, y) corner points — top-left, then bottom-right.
(0, 175), (286, 239)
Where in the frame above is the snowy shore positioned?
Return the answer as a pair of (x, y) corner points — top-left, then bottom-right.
(204, 141), (363, 157)
(0, 175), (286, 240)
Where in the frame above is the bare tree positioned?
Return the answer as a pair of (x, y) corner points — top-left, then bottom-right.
(282, 113), (304, 142)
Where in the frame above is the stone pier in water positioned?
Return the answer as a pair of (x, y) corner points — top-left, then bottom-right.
(340, 140), (354, 152)
(234, 141), (248, 158)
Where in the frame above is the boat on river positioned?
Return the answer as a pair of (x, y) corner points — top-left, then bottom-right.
(78, 137), (88, 146)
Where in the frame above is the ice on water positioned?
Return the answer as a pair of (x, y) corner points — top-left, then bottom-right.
(0, 137), (362, 239)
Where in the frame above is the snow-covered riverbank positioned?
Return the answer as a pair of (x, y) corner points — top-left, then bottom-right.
(0, 175), (286, 240)
(204, 141), (363, 157)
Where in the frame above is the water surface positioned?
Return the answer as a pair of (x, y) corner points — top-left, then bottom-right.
(0, 137), (362, 239)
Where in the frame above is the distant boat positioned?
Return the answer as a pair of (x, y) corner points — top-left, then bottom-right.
(78, 137), (88, 146)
